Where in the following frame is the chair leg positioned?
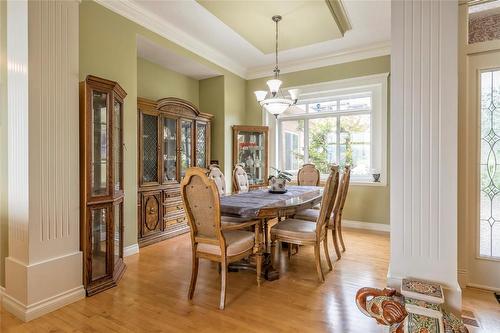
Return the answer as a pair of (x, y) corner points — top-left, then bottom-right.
(287, 243), (292, 260)
(338, 219), (346, 252)
(188, 252), (199, 300)
(295, 244), (299, 254)
(323, 233), (333, 271)
(271, 235), (277, 267)
(331, 227), (341, 260)
(256, 252), (262, 286)
(219, 260), (227, 310)
(314, 243), (325, 283)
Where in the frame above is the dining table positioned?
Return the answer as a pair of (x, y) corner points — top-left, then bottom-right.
(220, 185), (323, 280)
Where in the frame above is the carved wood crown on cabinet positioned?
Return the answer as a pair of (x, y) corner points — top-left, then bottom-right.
(80, 75), (127, 296)
(137, 97), (213, 247)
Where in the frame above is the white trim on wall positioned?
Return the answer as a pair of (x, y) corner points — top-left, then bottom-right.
(124, 244), (139, 257)
(343, 220), (390, 233)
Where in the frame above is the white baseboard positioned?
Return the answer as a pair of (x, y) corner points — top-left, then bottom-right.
(124, 243), (139, 257)
(466, 282), (500, 293)
(343, 219), (390, 233)
(2, 285), (85, 322)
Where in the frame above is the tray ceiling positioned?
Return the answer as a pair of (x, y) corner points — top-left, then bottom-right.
(197, 1), (343, 54)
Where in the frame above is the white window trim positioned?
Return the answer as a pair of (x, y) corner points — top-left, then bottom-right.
(266, 73), (389, 186)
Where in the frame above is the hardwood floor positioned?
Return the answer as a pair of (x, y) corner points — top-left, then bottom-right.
(0, 229), (498, 332)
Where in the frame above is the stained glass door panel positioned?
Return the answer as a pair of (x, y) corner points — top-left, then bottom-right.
(180, 120), (193, 178)
(91, 91), (109, 197)
(196, 122), (207, 168)
(480, 69), (500, 259)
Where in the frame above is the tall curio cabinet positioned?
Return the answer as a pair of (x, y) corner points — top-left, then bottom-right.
(80, 75), (127, 296)
(138, 97), (212, 247)
(233, 126), (269, 188)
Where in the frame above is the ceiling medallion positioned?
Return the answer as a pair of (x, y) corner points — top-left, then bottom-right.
(254, 15), (300, 118)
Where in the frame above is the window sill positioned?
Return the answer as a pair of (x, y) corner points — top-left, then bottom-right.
(350, 181), (387, 187)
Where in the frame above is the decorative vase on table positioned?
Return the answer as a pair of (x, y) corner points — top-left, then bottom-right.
(268, 167), (292, 193)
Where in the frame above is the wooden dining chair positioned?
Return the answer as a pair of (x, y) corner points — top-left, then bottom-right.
(181, 167), (262, 310)
(208, 164), (262, 228)
(208, 164), (227, 195)
(233, 164), (250, 193)
(297, 163), (320, 186)
(294, 165), (351, 259)
(270, 166), (339, 282)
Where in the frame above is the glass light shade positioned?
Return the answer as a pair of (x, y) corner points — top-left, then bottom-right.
(288, 88), (300, 101)
(266, 79), (282, 93)
(260, 98), (293, 115)
(254, 90), (267, 102)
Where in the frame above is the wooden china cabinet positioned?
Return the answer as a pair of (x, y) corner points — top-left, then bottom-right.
(232, 125), (269, 188)
(137, 97), (213, 247)
(80, 75), (127, 296)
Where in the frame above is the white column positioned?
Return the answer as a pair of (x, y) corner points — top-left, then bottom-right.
(3, 0), (84, 321)
(389, 0), (461, 312)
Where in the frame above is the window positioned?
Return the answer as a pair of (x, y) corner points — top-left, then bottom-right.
(276, 74), (388, 183)
(479, 69), (500, 259)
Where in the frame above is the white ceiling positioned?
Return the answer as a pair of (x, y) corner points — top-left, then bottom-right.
(98, 0), (391, 80)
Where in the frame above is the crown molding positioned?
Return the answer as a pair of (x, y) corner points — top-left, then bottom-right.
(247, 42), (391, 80)
(326, 0), (352, 36)
(95, 0), (247, 78)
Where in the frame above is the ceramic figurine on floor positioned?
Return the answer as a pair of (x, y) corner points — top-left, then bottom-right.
(355, 279), (468, 333)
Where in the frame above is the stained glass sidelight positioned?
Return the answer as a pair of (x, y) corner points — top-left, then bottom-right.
(196, 123), (207, 168)
(480, 69), (500, 259)
(142, 114), (158, 183)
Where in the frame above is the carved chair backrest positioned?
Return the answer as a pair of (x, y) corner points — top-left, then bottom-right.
(207, 164), (226, 196)
(315, 166), (339, 238)
(297, 164), (320, 186)
(333, 165), (351, 222)
(181, 167), (225, 252)
(233, 164), (250, 193)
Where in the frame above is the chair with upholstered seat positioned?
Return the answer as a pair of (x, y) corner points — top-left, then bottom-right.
(297, 164), (320, 186)
(181, 167), (262, 310)
(208, 164), (261, 229)
(294, 165), (351, 259)
(233, 164), (250, 193)
(270, 166), (339, 282)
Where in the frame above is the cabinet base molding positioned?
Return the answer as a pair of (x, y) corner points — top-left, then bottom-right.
(139, 225), (190, 248)
(124, 244), (140, 257)
(2, 286), (85, 322)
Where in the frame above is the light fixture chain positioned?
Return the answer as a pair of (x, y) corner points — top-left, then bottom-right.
(275, 17), (279, 78)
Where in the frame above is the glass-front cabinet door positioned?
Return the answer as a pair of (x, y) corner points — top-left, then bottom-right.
(196, 121), (208, 168)
(113, 99), (123, 194)
(180, 119), (193, 178)
(81, 75), (127, 296)
(162, 116), (178, 182)
(141, 113), (159, 184)
(91, 90), (109, 197)
(233, 126), (269, 188)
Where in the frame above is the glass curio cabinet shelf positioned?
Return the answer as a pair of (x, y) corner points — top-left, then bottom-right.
(80, 75), (127, 296)
(138, 97), (212, 247)
(232, 126), (269, 188)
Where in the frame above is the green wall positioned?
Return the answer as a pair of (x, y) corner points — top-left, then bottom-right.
(0, 0), (7, 287)
(80, 1), (246, 246)
(137, 57), (199, 106)
(246, 56), (391, 225)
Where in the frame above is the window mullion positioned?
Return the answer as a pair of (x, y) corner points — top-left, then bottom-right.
(304, 119), (309, 164)
(336, 115), (341, 166)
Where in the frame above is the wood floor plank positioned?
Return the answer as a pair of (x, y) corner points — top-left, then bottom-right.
(0, 229), (497, 332)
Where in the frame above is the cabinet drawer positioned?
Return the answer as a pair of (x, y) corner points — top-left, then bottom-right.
(163, 191), (181, 204)
(164, 203), (184, 214)
(164, 215), (187, 228)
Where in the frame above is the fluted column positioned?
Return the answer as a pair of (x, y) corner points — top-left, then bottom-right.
(389, 0), (461, 312)
(3, 0), (84, 321)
